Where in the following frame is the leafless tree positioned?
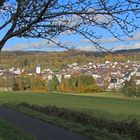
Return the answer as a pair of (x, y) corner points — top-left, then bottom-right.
(0, 0), (140, 52)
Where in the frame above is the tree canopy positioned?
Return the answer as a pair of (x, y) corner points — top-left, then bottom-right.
(0, 0), (140, 51)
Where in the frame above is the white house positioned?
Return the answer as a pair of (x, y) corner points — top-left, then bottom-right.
(136, 68), (140, 85)
(36, 65), (41, 74)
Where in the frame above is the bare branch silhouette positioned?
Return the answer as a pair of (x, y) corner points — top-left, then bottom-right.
(0, 0), (140, 51)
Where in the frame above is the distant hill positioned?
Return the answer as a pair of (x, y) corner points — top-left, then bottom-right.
(2, 48), (140, 56)
(1, 48), (140, 70)
(80, 48), (140, 55)
(114, 48), (140, 54)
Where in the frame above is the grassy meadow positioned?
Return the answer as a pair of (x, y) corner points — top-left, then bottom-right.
(0, 91), (140, 120)
(0, 91), (140, 140)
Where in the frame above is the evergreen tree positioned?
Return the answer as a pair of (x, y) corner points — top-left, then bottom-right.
(122, 75), (137, 96)
(68, 75), (78, 91)
(59, 76), (68, 92)
(48, 76), (60, 91)
(24, 77), (31, 90)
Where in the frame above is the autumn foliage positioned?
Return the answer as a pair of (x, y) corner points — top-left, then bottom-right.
(59, 74), (99, 93)
(0, 73), (99, 93)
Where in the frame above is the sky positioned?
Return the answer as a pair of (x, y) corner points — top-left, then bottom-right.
(1, 0), (140, 52)
(2, 29), (140, 52)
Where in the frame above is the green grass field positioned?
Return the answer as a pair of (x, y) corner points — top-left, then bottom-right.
(0, 91), (140, 140)
(0, 91), (140, 120)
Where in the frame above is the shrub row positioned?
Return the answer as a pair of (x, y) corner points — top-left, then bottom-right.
(19, 102), (140, 140)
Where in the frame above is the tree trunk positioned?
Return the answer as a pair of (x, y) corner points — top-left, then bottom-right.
(0, 40), (7, 52)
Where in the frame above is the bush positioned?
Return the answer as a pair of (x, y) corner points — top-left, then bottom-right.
(135, 85), (140, 97)
(122, 76), (137, 97)
(19, 102), (140, 140)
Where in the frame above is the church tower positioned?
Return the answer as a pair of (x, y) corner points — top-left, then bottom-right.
(36, 65), (41, 74)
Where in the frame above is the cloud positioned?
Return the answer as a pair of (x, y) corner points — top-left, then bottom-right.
(81, 31), (140, 44)
(95, 14), (112, 24)
(127, 32), (140, 41)
(101, 38), (118, 44)
(79, 46), (98, 51)
(81, 37), (118, 44)
(3, 40), (61, 51)
(79, 42), (140, 52)
(114, 42), (140, 50)
(102, 31), (140, 43)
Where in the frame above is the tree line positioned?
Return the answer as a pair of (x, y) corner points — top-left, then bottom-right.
(0, 74), (99, 93)
(121, 75), (140, 97)
(1, 51), (140, 71)
(0, 73), (140, 96)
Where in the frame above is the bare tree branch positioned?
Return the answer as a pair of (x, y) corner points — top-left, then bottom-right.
(0, 0), (140, 52)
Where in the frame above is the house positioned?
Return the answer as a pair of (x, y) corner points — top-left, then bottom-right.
(92, 73), (100, 79)
(42, 73), (53, 80)
(0, 71), (17, 91)
(136, 68), (140, 85)
(108, 78), (118, 90)
(27, 69), (36, 75)
(9, 67), (22, 75)
(42, 69), (53, 74)
(96, 77), (104, 90)
(36, 65), (41, 74)
(63, 71), (71, 79)
(0, 68), (5, 76)
(1, 71), (17, 79)
(0, 67), (5, 72)
(0, 87), (13, 91)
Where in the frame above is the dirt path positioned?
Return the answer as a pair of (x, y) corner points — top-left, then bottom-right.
(0, 107), (91, 140)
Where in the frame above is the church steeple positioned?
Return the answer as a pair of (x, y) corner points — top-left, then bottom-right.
(36, 65), (41, 74)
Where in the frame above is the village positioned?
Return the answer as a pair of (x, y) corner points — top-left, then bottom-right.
(0, 60), (140, 91)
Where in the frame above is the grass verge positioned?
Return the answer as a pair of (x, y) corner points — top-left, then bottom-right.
(5, 103), (136, 140)
(0, 92), (140, 121)
(0, 118), (35, 140)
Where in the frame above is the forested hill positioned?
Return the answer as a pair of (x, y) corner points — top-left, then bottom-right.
(114, 48), (140, 54)
(0, 49), (140, 71)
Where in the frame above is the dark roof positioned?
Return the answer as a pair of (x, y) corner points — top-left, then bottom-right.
(137, 68), (140, 72)
(110, 79), (117, 83)
(27, 69), (36, 74)
(96, 77), (104, 84)
(1, 71), (17, 77)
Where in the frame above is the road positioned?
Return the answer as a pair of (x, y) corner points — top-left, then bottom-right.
(0, 107), (91, 140)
